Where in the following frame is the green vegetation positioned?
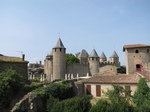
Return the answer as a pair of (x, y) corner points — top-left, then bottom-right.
(117, 66), (126, 73)
(24, 83), (43, 93)
(47, 96), (91, 112)
(133, 78), (150, 111)
(0, 69), (23, 110)
(66, 53), (80, 64)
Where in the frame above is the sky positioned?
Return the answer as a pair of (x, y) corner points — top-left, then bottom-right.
(0, 0), (150, 66)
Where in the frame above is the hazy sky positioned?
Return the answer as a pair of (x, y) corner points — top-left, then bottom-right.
(0, 0), (150, 65)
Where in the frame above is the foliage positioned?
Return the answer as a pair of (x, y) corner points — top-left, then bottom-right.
(66, 53), (80, 64)
(90, 99), (111, 112)
(36, 68), (44, 74)
(30, 78), (40, 82)
(0, 69), (23, 110)
(24, 83), (43, 93)
(90, 85), (135, 112)
(117, 66), (126, 73)
(47, 96), (91, 112)
(133, 78), (150, 111)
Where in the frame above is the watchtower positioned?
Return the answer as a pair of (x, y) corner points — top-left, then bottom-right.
(53, 38), (66, 80)
(89, 49), (100, 76)
(123, 44), (150, 75)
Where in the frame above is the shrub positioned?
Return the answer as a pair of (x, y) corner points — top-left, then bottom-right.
(24, 83), (43, 93)
(0, 69), (23, 110)
(47, 96), (91, 112)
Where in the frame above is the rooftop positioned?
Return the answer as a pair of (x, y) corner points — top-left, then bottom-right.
(53, 38), (65, 49)
(89, 49), (99, 58)
(82, 74), (140, 84)
(123, 44), (150, 51)
(0, 55), (27, 62)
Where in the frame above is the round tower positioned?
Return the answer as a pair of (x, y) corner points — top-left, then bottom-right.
(89, 49), (100, 76)
(53, 38), (66, 80)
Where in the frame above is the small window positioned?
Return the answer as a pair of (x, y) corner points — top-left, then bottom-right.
(147, 49), (149, 53)
(135, 50), (139, 53)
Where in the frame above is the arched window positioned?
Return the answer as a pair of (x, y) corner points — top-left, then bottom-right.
(135, 50), (139, 53)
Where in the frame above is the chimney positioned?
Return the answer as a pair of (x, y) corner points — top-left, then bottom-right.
(22, 54), (25, 61)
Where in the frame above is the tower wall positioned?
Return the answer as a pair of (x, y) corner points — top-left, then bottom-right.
(53, 48), (66, 80)
(125, 47), (150, 75)
(89, 57), (100, 76)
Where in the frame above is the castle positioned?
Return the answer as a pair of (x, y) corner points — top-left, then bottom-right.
(44, 38), (120, 81)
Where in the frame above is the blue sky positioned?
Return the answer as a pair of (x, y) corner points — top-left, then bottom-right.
(0, 0), (150, 65)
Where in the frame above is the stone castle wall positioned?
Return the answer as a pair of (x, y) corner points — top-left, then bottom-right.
(66, 63), (90, 77)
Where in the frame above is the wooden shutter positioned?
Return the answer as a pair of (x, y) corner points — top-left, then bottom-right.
(96, 85), (101, 97)
(86, 85), (91, 95)
(125, 86), (130, 90)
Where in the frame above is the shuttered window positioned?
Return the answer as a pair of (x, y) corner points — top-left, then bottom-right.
(86, 85), (91, 95)
(125, 86), (130, 90)
(96, 85), (101, 97)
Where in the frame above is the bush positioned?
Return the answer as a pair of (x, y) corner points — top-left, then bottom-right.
(24, 83), (43, 93)
(0, 69), (23, 110)
(47, 96), (91, 112)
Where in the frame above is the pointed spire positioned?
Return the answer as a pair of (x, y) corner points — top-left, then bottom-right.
(100, 52), (107, 59)
(78, 49), (89, 57)
(110, 51), (119, 58)
(53, 38), (65, 48)
(89, 49), (99, 58)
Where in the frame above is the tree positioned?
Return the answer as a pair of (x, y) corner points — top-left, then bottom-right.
(133, 78), (150, 111)
(0, 69), (23, 110)
(47, 96), (91, 112)
(117, 66), (126, 73)
(66, 53), (80, 64)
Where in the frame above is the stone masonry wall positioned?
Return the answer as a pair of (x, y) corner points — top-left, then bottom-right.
(11, 92), (45, 112)
(0, 61), (28, 83)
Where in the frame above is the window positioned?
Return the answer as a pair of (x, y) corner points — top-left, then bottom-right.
(96, 85), (101, 97)
(147, 49), (149, 53)
(135, 50), (139, 53)
(125, 86), (130, 90)
(86, 85), (91, 95)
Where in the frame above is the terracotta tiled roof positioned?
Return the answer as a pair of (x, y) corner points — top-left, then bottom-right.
(123, 44), (150, 51)
(82, 75), (140, 84)
(0, 55), (22, 61)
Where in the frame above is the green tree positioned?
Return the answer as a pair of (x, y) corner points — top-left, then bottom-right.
(47, 96), (91, 112)
(66, 53), (80, 64)
(0, 69), (23, 110)
(133, 78), (150, 111)
(117, 66), (126, 73)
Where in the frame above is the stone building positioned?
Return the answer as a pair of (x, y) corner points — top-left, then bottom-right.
(0, 54), (28, 83)
(44, 38), (120, 81)
(123, 44), (150, 75)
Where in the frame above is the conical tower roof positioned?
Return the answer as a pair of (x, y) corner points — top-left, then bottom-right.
(78, 49), (89, 58)
(89, 49), (99, 58)
(100, 52), (107, 59)
(110, 51), (119, 58)
(53, 38), (65, 48)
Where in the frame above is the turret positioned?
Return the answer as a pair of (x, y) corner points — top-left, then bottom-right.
(100, 52), (107, 62)
(53, 38), (66, 80)
(89, 49), (100, 76)
(109, 51), (120, 66)
(78, 49), (89, 64)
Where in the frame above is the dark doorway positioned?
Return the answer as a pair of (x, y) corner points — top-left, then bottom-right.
(136, 64), (141, 71)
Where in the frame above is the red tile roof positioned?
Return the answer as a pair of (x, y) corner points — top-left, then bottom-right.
(82, 75), (140, 84)
(123, 44), (150, 51)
